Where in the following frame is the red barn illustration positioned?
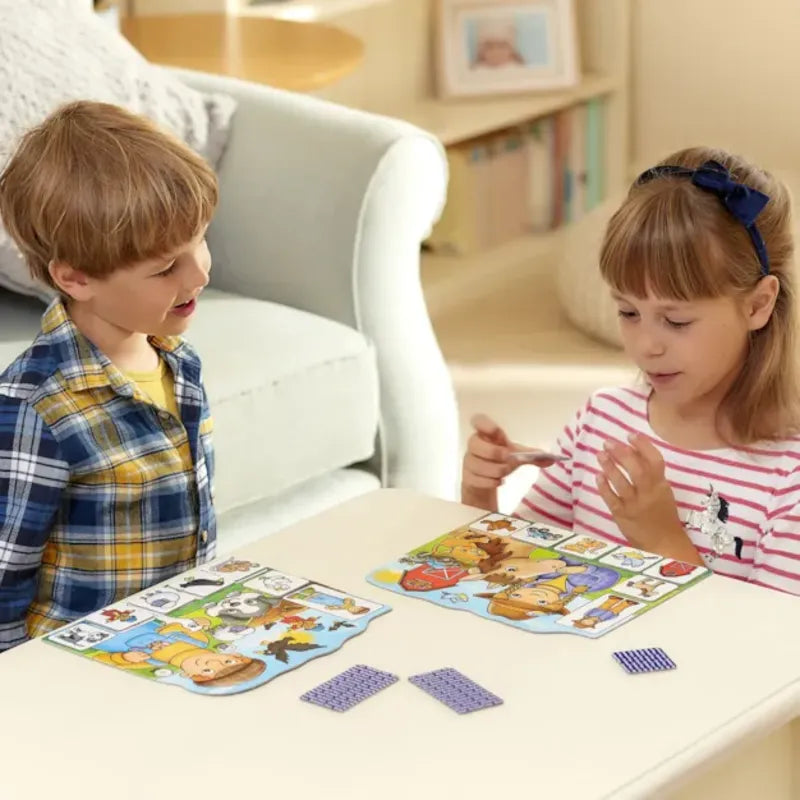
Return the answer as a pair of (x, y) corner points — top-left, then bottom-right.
(400, 563), (470, 592)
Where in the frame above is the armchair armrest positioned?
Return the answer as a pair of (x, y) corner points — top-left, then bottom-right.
(173, 69), (459, 499)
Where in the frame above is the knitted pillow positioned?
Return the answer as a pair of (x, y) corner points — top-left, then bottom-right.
(557, 193), (625, 349)
(0, 0), (236, 302)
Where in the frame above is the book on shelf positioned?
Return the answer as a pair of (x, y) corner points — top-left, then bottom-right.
(425, 97), (606, 256)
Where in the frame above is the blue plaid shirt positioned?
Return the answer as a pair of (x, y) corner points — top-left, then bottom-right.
(0, 299), (216, 651)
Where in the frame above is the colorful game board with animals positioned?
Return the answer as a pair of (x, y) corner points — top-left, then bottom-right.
(366, 512), (710, 638)
(43, 556), (391, 695)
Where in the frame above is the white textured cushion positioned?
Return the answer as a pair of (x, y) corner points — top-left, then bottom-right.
(0, 287), (380, 515)
(557, 194), (625, 349)
(0, 0), (236, 302)
(180, 290), (380, 514)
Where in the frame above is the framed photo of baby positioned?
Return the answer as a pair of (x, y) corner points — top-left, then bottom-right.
(435, 0), (579, 98)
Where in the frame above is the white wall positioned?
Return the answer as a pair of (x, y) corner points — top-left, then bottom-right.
(632, 0), (800, 173)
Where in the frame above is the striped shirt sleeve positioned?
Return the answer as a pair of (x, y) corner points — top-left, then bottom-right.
(0, 396), (70, 651)
(513, 402), (585, 530)
(756, 468), (800, 595)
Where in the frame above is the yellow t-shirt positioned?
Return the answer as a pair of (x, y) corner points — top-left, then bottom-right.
(125, 359), (180, 418)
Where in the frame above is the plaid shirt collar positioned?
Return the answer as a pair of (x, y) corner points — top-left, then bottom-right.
(42, 298), (193, 396)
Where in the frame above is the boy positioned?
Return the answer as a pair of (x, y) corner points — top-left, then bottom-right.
(0, 100), (218, 651)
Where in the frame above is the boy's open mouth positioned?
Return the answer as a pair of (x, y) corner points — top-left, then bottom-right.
(171, 298), (197, 317)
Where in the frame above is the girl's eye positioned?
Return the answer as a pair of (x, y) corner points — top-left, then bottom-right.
(666, 319), (692, 329)
(617, 309), (638, 320)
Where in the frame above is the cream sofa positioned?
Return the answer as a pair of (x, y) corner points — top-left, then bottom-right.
(0, 70), (460, 552)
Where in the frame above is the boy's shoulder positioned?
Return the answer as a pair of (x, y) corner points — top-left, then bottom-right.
(0, 330), (62, 405)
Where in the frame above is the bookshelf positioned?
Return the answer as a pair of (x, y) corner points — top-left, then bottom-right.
(228, 0), (390, 20)
(305, 0), (631, 314)
(397, 73), (617, 148)
(415, 0), (630, 314)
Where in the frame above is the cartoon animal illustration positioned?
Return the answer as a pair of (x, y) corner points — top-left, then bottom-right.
(625, 577), (666, 599)
(211, 559), (260, 574)
(410, 530), (533, 572)
(290, 587), (370, 616)
(212, 623), (253, 642)
(204, 591), (304, 628)
(257, 635), (323, 664)
(57, 626), (108, 646)
(141, 589), (183, 610)
(280, 614), (324, 631)
(561, 538), (607, 556)
(180, 576), (225, 590)
(611, 550), (653, 570)
(572, 595), (639, 629)
(101, 608), (138, 624)
(685, 486), (743, 559)
(476, 578), (589, 620)
(90, 619), (265, 687)
(481, 518), (516, 532)
(328, 620), (356, 631)
(524, 526), (561, 542)
(258, 575), (296, 594)
(440, 591), (469, 604)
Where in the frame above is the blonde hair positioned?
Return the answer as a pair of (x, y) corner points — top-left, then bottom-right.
(600, 146), (800, 445)
(0, 100), (218, 289)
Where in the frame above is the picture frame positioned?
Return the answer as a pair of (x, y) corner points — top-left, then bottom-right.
(435, 0), (580, 98)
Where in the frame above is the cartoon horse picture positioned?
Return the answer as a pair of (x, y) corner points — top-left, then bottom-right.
(685, 485), (743, 559)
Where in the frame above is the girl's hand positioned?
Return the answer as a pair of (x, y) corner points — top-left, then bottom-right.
(596, 433), (699, 562)
(461, 414), (556, 509)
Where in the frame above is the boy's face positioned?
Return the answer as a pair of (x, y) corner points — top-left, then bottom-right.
(59, 230), (211, 338)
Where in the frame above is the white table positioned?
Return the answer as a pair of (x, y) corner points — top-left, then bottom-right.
(2, 489), (799, 800)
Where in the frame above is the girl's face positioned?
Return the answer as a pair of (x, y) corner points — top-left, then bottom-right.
(611, 284), (775, 415)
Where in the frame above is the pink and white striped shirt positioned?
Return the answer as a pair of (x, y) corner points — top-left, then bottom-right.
(514, 386), (800, 596)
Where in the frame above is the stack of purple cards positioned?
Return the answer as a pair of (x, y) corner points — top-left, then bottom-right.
(301, 665), (399, 712)
(409, 668), (503, 714)
(613, 647), (676, 675)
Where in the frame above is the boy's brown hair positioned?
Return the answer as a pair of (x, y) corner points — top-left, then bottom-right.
(0, 100), (218, 289)
(600, 146), (800, 445)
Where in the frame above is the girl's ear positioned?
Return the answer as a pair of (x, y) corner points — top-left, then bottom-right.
(745, 275), (780, 332)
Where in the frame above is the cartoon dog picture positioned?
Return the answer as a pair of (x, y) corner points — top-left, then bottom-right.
(204, 591), (304, 628)
(210, 558), (261, 574)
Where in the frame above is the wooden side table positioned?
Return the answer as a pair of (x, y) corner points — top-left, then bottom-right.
(121, 13), (364, 92)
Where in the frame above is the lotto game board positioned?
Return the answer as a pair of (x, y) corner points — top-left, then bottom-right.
(44, 556), (390, 695)
(367, 512), (710, 639)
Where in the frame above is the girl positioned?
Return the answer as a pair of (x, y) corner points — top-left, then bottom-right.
(461, 147), (800, 595)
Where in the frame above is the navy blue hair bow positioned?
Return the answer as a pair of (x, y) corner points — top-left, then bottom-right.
(636, 160), (771, 276)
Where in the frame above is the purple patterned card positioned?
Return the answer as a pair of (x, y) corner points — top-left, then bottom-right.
(300, 665), (399, 712)
(613, 647), (677, 675)
(408, 668), (503, 714)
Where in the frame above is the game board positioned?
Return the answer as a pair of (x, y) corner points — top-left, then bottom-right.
(44, 556), (391, 695)
(366, 512), (710, 638)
